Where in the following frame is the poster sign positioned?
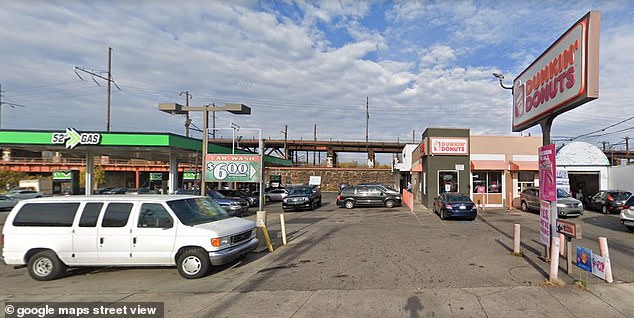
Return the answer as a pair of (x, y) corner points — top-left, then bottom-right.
(592, 254), (606, 279)
(576, 246), (592, 272)
(309, 176), (322, 186)
(539, 144), (557, 201)
(540, 200), (551, 245)
(205, 154), (260, 182)
(52, 170), (72, 180)
(149, 173), (163, 181)
(183, 171), (199, 181)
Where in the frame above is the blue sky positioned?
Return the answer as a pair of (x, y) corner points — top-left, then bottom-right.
(1, 1), (633, 164)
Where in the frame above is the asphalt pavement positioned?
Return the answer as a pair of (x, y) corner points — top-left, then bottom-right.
(1, 194), (632, 318)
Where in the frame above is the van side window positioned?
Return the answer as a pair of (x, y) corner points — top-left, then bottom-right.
(138, 203), (173, 228)
(101, 203), (133, 227)
(79, 203), (104, 227)
(13, 203), (80, 227)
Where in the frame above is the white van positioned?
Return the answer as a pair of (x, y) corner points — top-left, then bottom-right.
(0, 195), (258, 280)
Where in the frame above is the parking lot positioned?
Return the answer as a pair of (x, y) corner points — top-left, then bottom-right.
(1, 192), (632, 317)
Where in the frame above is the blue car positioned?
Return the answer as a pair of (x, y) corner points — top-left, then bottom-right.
(433, 193), (477, 221)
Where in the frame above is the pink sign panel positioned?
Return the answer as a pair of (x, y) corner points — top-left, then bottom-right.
(539, 144), (557, 201)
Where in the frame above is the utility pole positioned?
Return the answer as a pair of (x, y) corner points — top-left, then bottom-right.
(313, 124), (317, 166)
(107, 47), (112, 132)
(74, 47), (119, 132)
(180, 91), (192, 137)
(412, 130), (415, 143)
(365, 96), (369, 143)
(283, 125), (288, 160)
(600, 141), (608, 151)
(212, 103), (216, 139)
(0, 83), (27, 130)
(624, 137), (631, 162)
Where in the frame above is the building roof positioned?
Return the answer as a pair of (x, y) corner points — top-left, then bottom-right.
(556, 141), (609, 166)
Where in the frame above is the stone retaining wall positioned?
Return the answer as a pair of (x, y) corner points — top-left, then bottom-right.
(265, 167), (400, 192)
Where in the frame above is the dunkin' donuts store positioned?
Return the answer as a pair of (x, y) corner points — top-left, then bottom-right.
(409, 128), (544, 209)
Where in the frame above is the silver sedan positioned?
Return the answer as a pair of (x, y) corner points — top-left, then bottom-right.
(0, 195), (18, 210)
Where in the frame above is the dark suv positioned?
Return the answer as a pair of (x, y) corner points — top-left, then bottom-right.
(336, 185), (401, 209)
(217, 189), (259, 207)
(282, 186), (322, 211)
(585, 190), (632, 214)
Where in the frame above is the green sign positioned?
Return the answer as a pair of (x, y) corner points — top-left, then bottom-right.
(149, 173), (163, 181)
(51, 128), (101, 149)
(52, 170), (72, 180)
(183, 171), (199, 180)
(205, 154), (260, 183)
(270, 175), (281, 183)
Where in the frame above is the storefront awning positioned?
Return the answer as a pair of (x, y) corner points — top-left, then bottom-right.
(510, 161), (538, 171)
(470, 160), (506, 170)
(411, 163), (423, 172)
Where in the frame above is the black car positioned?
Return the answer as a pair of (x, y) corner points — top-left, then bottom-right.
(283, 186), (322, 211)
(336, 185), (401, 209)
(433, 193), (477, 220)
(585, 190), (632, 214)
(217, 189), (259, 207)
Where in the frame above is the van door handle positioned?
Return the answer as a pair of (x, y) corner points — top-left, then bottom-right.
(133, 237), (137, 244)
(99, 237), (104, 244)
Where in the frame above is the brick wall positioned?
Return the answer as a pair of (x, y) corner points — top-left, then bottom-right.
(265, 167), (400, 192)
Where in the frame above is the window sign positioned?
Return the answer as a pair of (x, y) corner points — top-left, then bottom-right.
(438, 171), (458, 194)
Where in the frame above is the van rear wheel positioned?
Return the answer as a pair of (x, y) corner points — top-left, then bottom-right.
(177, 249), (210, 279)
(27, 250), (66, 281)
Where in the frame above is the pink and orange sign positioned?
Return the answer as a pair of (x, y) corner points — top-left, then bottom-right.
(539, 144), (557, 201)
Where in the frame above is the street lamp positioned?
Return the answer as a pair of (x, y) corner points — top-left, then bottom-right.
(159, 102), (251, 196)
(230, 122), (240, 154)
(492, 73), (513, 90)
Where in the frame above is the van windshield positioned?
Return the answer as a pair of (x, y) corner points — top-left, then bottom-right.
(167, 197), (232, 225)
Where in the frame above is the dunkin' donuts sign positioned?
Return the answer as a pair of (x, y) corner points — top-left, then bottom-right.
(430, 138), (468, 155)
(512, 11), (600, 132)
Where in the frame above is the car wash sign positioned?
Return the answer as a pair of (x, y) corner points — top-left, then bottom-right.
(512, 11), (600, 132)
(51, 128), (101, 149)
(205, 154), (260, 183)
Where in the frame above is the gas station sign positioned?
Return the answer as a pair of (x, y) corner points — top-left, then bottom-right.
(205, 154), (260, 182)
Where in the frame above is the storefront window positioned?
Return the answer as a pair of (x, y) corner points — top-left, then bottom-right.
(438, 171), (458, 194)
(472, 171), (502, 193)
(518, 171), (536, 193)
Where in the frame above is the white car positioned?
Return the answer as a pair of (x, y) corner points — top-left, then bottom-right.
(619, 196), (634, 232)
(264, 188), (288, 202)
(1, 195), (258, 280)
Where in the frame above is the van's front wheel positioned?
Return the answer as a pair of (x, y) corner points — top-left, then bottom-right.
(27, 250), (67, 281)
(177, 249), (210, 279)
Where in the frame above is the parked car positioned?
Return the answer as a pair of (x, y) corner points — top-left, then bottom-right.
(217, 189), (259, 207)
(0, 195), (18, 211)
(94, 187), (114, 194)
(283, 186), (322, 211)
(519, 187), (583, 217)
(264, 188), (288, 202)
(619, 196), (634, 232)
(585, 190), (632, 214)
(129, 188), (161, 195)
(357, 183), (400, 195)
(336, 185), (401, 209)
(206, 190), (250, 217)
(1, 195), (258, 280)
(5, 189), (44, 200)
(103, 187), (129, 195)
(432, 193), (477, 220)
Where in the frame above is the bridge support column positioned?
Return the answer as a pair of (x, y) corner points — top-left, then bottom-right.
(367, 149), (375, 168)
